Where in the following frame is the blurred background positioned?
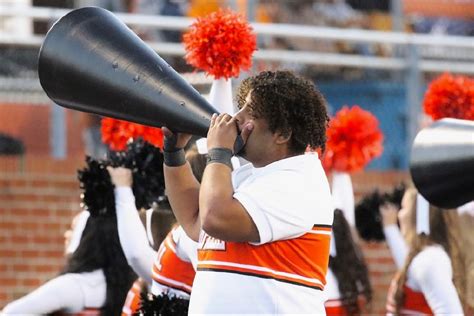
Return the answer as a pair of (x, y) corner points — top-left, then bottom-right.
(0, 0), (473, 313)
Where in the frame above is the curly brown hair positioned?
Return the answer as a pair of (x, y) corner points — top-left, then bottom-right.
(236, 70), (329, 154)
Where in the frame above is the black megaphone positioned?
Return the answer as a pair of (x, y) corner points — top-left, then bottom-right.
(38, 6), (217, 137)
(410, 118), (474, 209)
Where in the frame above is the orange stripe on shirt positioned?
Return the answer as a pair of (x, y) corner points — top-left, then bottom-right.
(197, 225), (331, 290)
(152, 230), (195, 294)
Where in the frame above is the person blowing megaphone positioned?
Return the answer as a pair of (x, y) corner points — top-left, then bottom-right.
(162, 70), (334, 314)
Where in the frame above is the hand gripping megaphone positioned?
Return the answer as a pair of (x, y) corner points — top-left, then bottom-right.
(410, 118), (474, 209)
(38, 6), (217, 137)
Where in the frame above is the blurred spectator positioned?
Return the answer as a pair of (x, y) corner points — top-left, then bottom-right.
(187, 0), (223, 18)
(412, 17), (474, 36)
(160, 0), (187, 42)
(313, 0), (367, 29)
(346, 0), (389, 12)
(74, 0), (133, 12)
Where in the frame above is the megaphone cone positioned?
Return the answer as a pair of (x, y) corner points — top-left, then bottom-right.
(38, 7), (217, 137)
(410, 118), (474, 209)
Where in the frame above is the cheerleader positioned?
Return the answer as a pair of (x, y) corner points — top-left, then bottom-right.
(2, 157), (137, 316)
(108, 144), (205, 315)
(103, 139), (176, 316)
(383, 187), (466, 315)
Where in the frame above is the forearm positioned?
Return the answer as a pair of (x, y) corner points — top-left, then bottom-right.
(115, 187), (155, 284)
(199, 164), (242, 241)
(164, 162), (201, 241)
(383, 225), (407, 269)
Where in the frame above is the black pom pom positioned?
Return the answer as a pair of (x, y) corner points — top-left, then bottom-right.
(136, 293), (189, 316)
(108, 138), (165, 210)
(77, 156), (115, 216)
(355, 183), (406, 242)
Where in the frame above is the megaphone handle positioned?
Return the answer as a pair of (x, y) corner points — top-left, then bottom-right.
(233, 135), (245, 155)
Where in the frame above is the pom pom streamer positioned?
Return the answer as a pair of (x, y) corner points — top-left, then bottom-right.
(183, 9), (257, 79)
(137, 292), (189, 316)
(323, 106), (384, 173)
(423, 73), (474, 121)
(78, 156), (116, 216)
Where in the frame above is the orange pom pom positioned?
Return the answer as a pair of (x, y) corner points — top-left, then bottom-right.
(183, 9), (257, 79)
(423, 73), (474, 121)
(322, 106), (384, 173)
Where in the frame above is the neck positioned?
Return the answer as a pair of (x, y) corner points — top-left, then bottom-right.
(252, 149), (299, 168)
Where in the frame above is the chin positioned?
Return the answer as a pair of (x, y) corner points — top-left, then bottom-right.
(236, 146), (247, 158)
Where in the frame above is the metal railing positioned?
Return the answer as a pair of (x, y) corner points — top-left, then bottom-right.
(1, 5), (473, 74)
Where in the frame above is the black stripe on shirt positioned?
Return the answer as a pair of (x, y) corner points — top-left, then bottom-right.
(197, 267), (323, 291)
(313, 224), (332, 229)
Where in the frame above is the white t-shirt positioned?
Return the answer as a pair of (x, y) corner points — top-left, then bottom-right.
(190, 154), (334, 314)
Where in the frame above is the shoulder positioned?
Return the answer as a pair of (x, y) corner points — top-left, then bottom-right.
(413, 246), (450, 265)
(410, 246), (451, 281)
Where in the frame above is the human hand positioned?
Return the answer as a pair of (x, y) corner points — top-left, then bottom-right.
(207, 113), (253, 153)
(380, 202), (399, 227)
(107, 166), (133, 187)
(162, 127), (192, 152)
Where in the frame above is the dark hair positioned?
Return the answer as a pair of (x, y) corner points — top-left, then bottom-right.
(236, 70), (329, 154)
(73, 153), (143, 315)
(63, 215), (136, 316)
(330, 209), (372, 315)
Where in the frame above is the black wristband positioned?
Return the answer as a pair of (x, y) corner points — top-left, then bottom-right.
(163, 149), (186, 167)
(207, 148), (233, 169)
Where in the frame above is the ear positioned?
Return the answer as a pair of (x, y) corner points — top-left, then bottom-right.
(274, 131), (291, 145)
